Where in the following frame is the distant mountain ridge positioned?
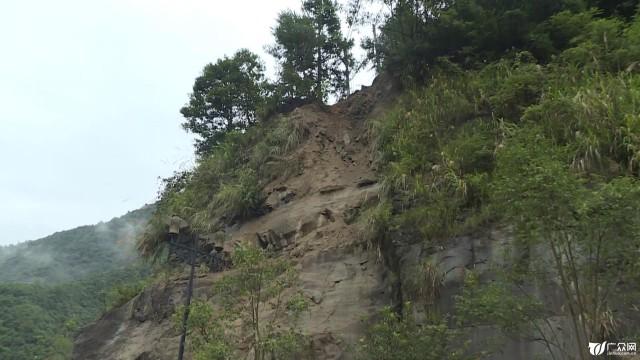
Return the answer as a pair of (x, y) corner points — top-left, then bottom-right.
(0, 205), (154, 284)
(0, 205), (155, 359)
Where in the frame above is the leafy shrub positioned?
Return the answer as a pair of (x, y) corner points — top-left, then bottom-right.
(172, 300), (233, 360)
(523, 71), (640, 174)
(455, 272), (545, 334)
(105, 279), (148, 310)
(206, 168), (265, 225)
(357, 305), (465, 360)
(488, 62), (546, 120)
(358, 202), (393, 260)
(194, 246), (310, 360)
(372, 72), (496, 242)
(560, 16), (637, 72)
(490, 123), (640, 356)
(402, 261), (444, 315)
(172, 247), (310, 360)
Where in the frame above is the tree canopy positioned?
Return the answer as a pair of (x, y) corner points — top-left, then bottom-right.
(181, 49), (266, 156)
(269, 0), (353, 101)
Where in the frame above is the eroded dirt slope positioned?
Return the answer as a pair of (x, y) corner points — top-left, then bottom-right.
(73, 76), (399, 360)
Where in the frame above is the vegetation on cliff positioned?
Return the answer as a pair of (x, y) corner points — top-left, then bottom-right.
(360, 1), (640, 359)
(132, 0), (640, 359)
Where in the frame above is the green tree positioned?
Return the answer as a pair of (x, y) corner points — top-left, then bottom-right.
(181, 49), (266, 156)
(172, 301), (233, 360)
(174, 246), (308, 360)
(357, 304), (465, 360)
(270, 0), (353, 101)
(214, 246), (308, 360)
(588, 0), (640, 19)
(368, 0), (583, 81)
(491, 128), (640, 360)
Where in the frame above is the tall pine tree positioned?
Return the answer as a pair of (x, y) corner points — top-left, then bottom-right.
(270, 0), (353, 102)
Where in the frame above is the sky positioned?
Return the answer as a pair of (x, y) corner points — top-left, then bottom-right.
(0, 0), (376, 246)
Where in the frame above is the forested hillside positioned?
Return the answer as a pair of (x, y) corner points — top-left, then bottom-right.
(0, 208), (153, 359)
(0, 206), (152, 283)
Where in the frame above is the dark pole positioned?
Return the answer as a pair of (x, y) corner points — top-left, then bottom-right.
(178, 234), (197, 360)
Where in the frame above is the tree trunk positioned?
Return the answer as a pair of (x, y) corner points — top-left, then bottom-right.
(344, 48), (351, 97)
(372, 24), (381, 72)
(315, 0), (323, 100)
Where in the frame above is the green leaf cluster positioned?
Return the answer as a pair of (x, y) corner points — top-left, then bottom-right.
(0, 265), (150, 360)
(367, 0), (639, 82)
(357, 304), (465, 360)
(174, 246), (309, 360)
(181, 49), (268, 156)
(269, 0), (354, 101)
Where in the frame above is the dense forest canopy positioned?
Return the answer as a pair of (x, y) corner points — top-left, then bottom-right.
(0, 208), (153, 359)
(0, 206), (152, 283)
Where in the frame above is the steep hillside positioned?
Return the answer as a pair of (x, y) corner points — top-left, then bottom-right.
(75, 61), (640, 360)
(73, 76), (399, 360)
(0, 207), (153, 359)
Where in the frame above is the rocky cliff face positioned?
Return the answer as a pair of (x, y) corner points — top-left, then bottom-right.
(73, 77), (577, 360)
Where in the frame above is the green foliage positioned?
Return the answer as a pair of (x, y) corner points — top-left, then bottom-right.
(524, 72), (640, 175)
(177, 246), (309, 360)
(0, 265), (150, 360)
(491, 127), (579, 239)
(453, 272), (560, 358)
(269, 0), (353, 101)
(363, 0), (640, 83)
(181, 49), (267, 156)
(530, 10), (597, 61)
(172, 300), (233, 360)
(208, 168), (265, 223)
(587, 0), (640, 19)
(139, 114), (308, 259)
(559, 15), (640, 72)
(269, 11), (317, 101)
(371, 71), (495, 242)
(357, 304), (465, 360)
(402, 261), (444, 315)
(358, 202), (392, 259)
(492, 129), (640, 346)
(0, 206), (152, 284)
(0, 207), (152, 359)
(455, 272), (545, 334)
(215, 246), (307, 360)
(487, 61), (546, 120)
(367, 11), (640, 357)
(370, 0), (578, 82)
(105, 278), (149, 310)
(371, 18), (640, 243)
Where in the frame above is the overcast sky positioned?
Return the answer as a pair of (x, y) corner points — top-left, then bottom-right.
(0, 0), (376, 246)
